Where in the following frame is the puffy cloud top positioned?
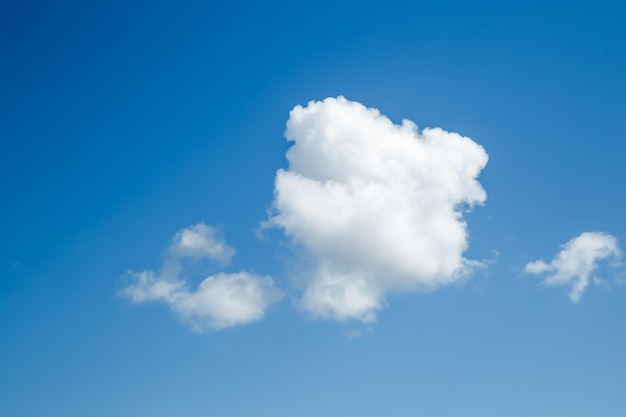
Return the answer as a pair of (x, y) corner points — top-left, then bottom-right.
(169, 223), (235, 263)
(525, 232), (622, 302)
(265, 96), (489, 322)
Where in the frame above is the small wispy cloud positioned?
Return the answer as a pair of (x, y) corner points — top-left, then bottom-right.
(119, 223), (283, 331)
(345, 326), (375, 340)
(615, 272), (626, 286)
(168, 223), (235, 263)
(525, 232), (622, 302)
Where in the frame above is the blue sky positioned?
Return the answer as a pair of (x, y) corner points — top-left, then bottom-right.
(2, 0), (626, 416)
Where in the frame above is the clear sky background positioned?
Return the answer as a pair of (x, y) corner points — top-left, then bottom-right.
(2, 1), (626, 416)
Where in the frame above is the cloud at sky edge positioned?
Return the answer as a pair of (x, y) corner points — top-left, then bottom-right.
(525, 231), (622, 302)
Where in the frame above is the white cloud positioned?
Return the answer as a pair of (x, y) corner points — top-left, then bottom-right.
(168, 223), (235, 263)
(525, 232), (622, 302)
(263, 96), (489, 322)
(159, 223), (235, 282)
(120, 224), (283, 331)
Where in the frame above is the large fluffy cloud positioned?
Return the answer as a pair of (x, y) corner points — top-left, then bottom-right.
(525, 232), (622, 302)
(264, 96), (489, 322)
(120, 223), (283, 331)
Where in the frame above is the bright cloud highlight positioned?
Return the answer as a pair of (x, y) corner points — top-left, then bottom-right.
(525, 232), (622, 302)
(264, 96), (489, 322)
(120, 223), (283, 331)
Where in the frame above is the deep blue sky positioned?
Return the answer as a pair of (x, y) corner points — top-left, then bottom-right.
(2, 1), (626, 416)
